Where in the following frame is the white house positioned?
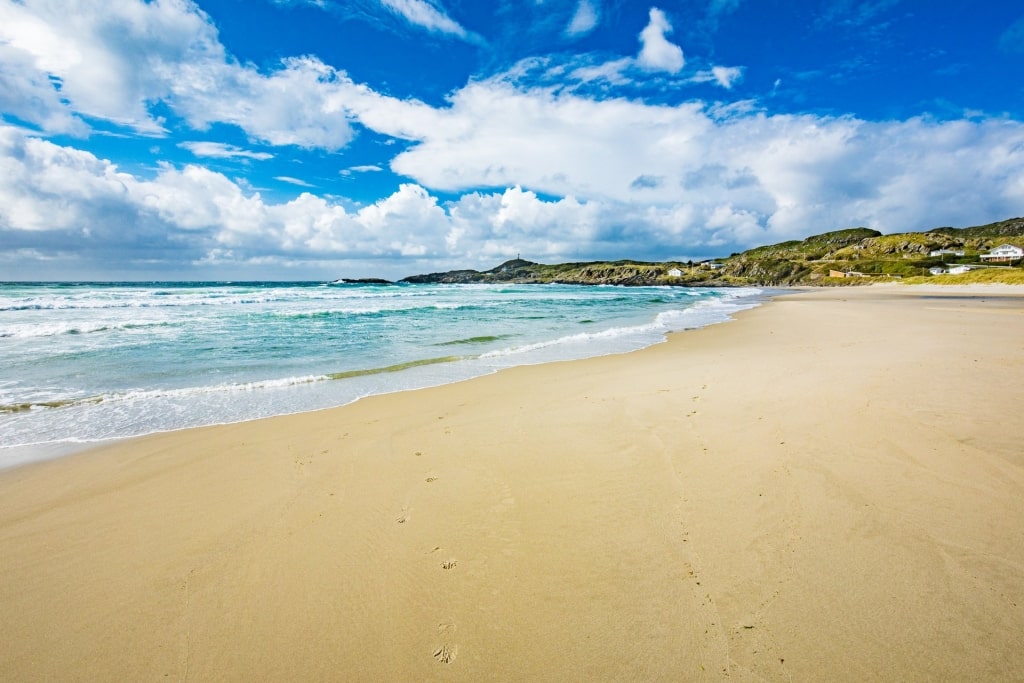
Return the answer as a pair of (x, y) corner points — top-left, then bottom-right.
(667, 268), (683, 277)
(980, 244), (1024, 261)
(929, 248), (965, 257)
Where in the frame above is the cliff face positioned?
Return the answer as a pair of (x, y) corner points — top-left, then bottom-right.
(398, 217), (1024, 287)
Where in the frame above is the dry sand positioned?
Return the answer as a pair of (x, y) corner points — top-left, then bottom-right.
(1, 284), (1023, 681)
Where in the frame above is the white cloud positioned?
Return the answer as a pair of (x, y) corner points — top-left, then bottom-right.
(275, 176), (317, 187)
(0, 0), (359, 149)
(637, 7), (685, 74)
(0, 126), (451, 273)
(566, 0), (600, 37)
(0, 43), (89, 135)
(165, 55), (358, 151)
(710, 65), (743, 88)
(5, 105), (1024, 278)
(568, 57), (634, 85)
(143, 163), (268, 235)
(0, 126), (146, 233)
(448, 186), (606, 260)
(180, 141), (274, 160)
(272, 0), (329, 7)
(690, 66), (744, 88)
(341, 164), (385, 176)
(0, 0), (222, 134)
(351, 79), (1024, 244)
(378, 0), (475, 40)
(378, 80), (713, 200)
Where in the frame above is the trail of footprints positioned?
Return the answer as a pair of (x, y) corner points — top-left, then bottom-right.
(397, 445), (460, 664)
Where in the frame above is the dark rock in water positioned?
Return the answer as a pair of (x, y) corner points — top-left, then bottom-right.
(329, 278), (394, 285)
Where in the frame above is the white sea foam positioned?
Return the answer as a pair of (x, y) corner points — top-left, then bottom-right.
(0, 318), (182, 339)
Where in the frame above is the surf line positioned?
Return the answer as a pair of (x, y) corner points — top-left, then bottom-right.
(326, 356), (467, 380)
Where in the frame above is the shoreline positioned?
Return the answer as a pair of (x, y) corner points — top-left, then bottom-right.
(8, 281), (1015, 471)
(0, 282), (769, 460)
(2, 284), (1023, 680)
(0, 285), (772, 471)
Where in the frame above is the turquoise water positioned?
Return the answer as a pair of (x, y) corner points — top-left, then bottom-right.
(0, 281), (764, 465)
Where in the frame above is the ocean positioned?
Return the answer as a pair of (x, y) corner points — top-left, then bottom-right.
(0, 281), (765, 467)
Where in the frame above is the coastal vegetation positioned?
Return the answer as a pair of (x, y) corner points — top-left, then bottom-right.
(400, 217), (1024, 287)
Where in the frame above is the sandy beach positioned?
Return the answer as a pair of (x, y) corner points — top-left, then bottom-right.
(1, 284), (1023, 681)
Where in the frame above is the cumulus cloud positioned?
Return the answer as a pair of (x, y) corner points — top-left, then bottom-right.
(164, 55), (358, 151)
(351, 79), (1024, 244)
(377, 80), (713, 199)
(566, 0), (600, 37)
(0, 0), (222, 134)
(0, 43), (90, 136)
(4, 104), (1023, 278)
(0, 126), (453, 274)
(0, 0), (359, 149)
(637, 8), (685, 74)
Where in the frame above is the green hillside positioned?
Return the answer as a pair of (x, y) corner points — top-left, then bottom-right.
(400, 217), (1024, 287)
(715, 216), (1024, 285)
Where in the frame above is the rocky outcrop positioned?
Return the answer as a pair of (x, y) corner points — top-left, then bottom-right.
(401, 259), (690, 286)
(331, 278), (394, 285)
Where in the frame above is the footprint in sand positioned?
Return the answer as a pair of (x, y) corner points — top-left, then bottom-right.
(433, 644), (457, 664)
(441, 559), (456, 570)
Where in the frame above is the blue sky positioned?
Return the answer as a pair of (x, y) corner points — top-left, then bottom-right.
(1, 0), (1022, 280)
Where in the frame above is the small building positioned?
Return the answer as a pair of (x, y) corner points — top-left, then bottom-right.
(667, 268), (683, 277)
(980, 244), (1024, 262)
(930, 265), (973, 275)
(929, 249), (965, 257)
(705, 262), (725, 270)
(829, 270), (867, 278)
